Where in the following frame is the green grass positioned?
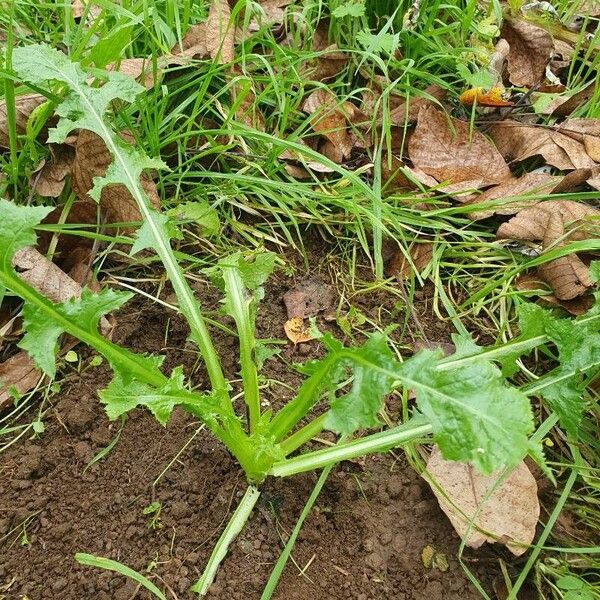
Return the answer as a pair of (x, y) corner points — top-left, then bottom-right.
(2, 0), (600, 599)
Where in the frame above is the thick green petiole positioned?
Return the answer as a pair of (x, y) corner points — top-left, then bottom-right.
(270, 420), (433, 477)
(280, 413), (327, 456)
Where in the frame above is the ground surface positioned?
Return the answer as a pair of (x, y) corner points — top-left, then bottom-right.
(0, 266), (494, 600)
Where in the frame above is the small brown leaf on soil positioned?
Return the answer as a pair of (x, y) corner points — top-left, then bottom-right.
(207, 0), (235, 64)
(501, 18), (554, 87)
(284, 317), (315, 344)
(543, 83), (595, 117)
(71, 130), (160, 227)
(302, 89), (357, 162)
(408, 106), (511, 187)
(30, 144), (75, 198)
(170, 23), (209, 59)
(385, 243), (434, 279)
(0, 352), (42, 409)
(498, 201), (600, 300)
(489, 121), (587, 170)
(425, 447), (540, 556)
(560, 118), (600, 163)
(283, 279), (335, 319)
(0, 94), (46, 148)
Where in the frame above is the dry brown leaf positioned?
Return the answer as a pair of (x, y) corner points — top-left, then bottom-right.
(0, 352), (42, 409)
(426, 447), (540, 556)
(170, 23), (209, 60)
(230, 67), (265, 130)
(489, 121), (579, 170)
(71, 0), (101, 20)
(283, 279), (335, 319)
(207, 0), (235, 64)
(309, 45), (348, 82)
(71, 130), (160, 227)
(385, 243), (434, 279)
(497, 201), (600, 300)
(29, 144), (75, 198)
(514, 273), (594, 316)
(0, 94), (46, 148)
(302, 89), (356, 162)
(501, 18), (554, 87)
(408, 106), (511, 188)
(559, 118), (600, 163)
(543, 83), (595, 117)
(465, 172), (558, 219)
(284, 317), (315, 344)
(386, 85), (447, 127)
(107, 58), (158, 89)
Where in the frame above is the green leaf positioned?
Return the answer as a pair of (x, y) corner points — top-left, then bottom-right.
(19, 288), (132, 377)
(557, 575), (584, 591)
(333, 1), (365, 18)
(398, 349), (533, 473)
(356, 31), (399, 54)
(169, 200), (220, 237)
(518, 303), (600, 438)
(325, 334), (397, 435)
(0, 198), (53, 267)
(131, 212), (182, 256)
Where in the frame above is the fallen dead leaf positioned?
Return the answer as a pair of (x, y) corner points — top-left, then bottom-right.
(425, 446), (540, 556)
(385, 242), (434, 279)
(284, 317), (315, 344)
(171, 23), (209, 60)
(408, 106), (511, 188)
(71, 130), (160, 228)
(501, 18), (554, 87)
(229, 67), (265, 130)
(302, 89), (358, 162)
(387, 85), (447, 126)
(107, 58), (159, 89)
(514, 273), (594, 315)
(0, 352), (42, 409)
(543, 83), (595, 117)
(0, 94), (46, 148)
(559, 118), (600, 162)
(464, 171), (558, 219)
(207, 0), (235, 64)
(488, 121), (596, 170)
(283, 279), (335, 319)
(498, 201), (600, 300)
(30, 144), (75, 197)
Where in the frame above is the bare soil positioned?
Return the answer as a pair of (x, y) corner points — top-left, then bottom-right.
(0, 251), (499, 600)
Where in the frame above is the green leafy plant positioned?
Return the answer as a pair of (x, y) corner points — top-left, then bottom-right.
(1, 44), (597, 596)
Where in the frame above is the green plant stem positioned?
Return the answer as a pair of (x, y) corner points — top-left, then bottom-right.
(280, 413), (327, 456)
(260, 465), (334, 600)
(4, 1), (19, 199)
(190, 485), (261, 595)
(222, 267), (260, 433)
(270, 420), (433, 477)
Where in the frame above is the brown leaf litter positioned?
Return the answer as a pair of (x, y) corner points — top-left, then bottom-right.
(497, 201), (600, 300)
(501, 18), (554, 88)
(207, 0), (236, 64)
(0, 94), (46, 148)
(408, 106), (511, 191)
(425, 446), (540, 557)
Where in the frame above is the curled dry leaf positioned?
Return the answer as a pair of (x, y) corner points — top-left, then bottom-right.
(542, 83), (595, 117)
(302, 88), (359, 162)
(385, 242), (434, 279)
(501, 18), (554, 87)
(107, 58), (159, 89)
(71, 130), (160, 228)
(465, 171), (558, 220)
(207, 0), (235, 64)
(514, 273), (594, 316)
(30, 144), (75, 198)
(0, 94), (46, 148)
(489, 120), (596, 170)
(284, 317), (315, 344)
(171, 23), (209, 60)
(283, 279), (335, 319)
(0, 352), (42, 409)
(560, 118), (600, 163)
(387, 85), (447, 126)
(408, 106), (511, 188)
(425, 446), (540, 556)
(498, 201), (600, 300)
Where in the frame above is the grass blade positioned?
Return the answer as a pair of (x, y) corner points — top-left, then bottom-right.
(75, 553), (167, 600)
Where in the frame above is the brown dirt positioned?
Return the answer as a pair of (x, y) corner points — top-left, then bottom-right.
(0, 254), (499, 600)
